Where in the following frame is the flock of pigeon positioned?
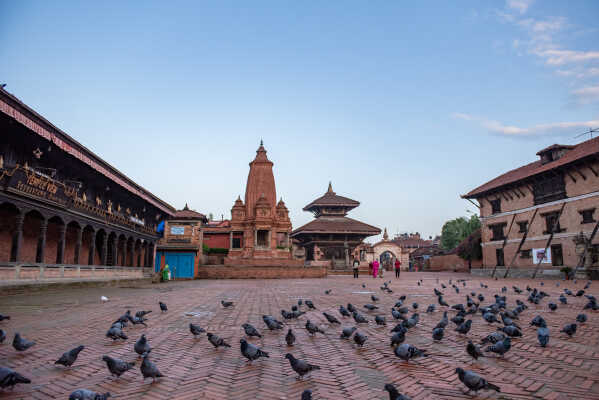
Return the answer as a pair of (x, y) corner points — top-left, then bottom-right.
(0, 276), (597, 399)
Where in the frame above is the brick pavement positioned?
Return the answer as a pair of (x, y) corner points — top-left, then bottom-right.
(0, 272), (598, 399)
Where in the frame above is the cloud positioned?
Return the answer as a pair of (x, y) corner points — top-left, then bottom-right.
(507, 0), (534, 14)
(452, 113), (599, 136)
(571, 86), (599, 104)
(534, 49), (599, 65)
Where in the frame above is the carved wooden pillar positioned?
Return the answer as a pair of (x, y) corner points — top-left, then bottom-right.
(101, 233), (108, 265)
(36, 218), (48, 263)
(122, 240), (128, 266)
(136, 243), (141, 267)
(88, 230), (97, 265)
(111, 236), (117, 266)
(10, 212), (25, 262)
(74, 226), (83, 264)
(128, 240), (134, 266)
(56, 224), (67, 264)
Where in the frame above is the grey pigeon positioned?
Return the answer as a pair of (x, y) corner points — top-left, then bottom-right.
(102, 355), (135, 377)
(325, 289), (332, 295)
(12, 332), (35, 351)
(537, 327), (550, 347)
(106, 326), (127, 341)
(0, 314), (10, 321)
(159, 302), (167, 312)
(466, 340), (483, 359)
(130, 315), (148, 327)
(435, 312), (448, 329)
(286, 329), (296, 346)
(323, 312), (340, 324)
(371, 295), (379, 302)
(305, 300), (316, 310)
(305, 320), (325, 335)
(481, 331), (506, 344)
(207, 332), (231, 348)
(353, 331), (367, 347)
(0, 329), (5, 343)
(285, 353), (320, 379)
(576, 314), (587, 323)
(456, 368), (500, 394)
(384, 383), (411, 400)
(432, 327), (444, 341)
(394, 343), (427, 361)
(221, 300), (234, 308)
(375, 315), (387, 326)
(347, 303), (357, 313)
(455, 320), (472, 334)
(301, 389), (312, 400)
(548, 302), (557, 311)
(485, 337), (511, 357)
(134, 334), (151, 356)
(135, 310), (152, 319)
(390, 330), (406, 347)
(242, 323), (262, 338)
(438, 296), (449, 307)
(340, 326), (357, 339)
(530, 315), (547, 328)
(339, 305), (350, 317)
(560, 323), (577, 337)
(140, 351), (164, 382)
(240, 339), (269, 363)
(55, 345), (85, 367)
(352, 311), (369, 324)
(190, 323), (206, 338)
(426, 304), (435, 313)
(263, 315), (284, 330)
(0, 366), (30, 389)
(499, 325), (522, 337)
(69, 389), (111, 400)
(363, 304), (378, 311)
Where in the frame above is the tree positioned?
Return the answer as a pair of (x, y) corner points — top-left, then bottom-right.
(456, 228), (482, 264)
(440, 215), (481, 251)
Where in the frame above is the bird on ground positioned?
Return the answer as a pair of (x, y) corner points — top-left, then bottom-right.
(207, 333), (231, 348)
(292, 305), (298, 312)
(391, 309), (402, 320)
(339, 305), (351, 317)
(341, 326), (357, 340)
(353, 331), (367, 347)
(394, 344), (427, 362)
(0, 366), (30, 389)
(513, 286), (522, 294)
(485, 337), (511, 357)
(325, 289), (332, 295)
(190, 323), (206, 338)
(12, 332), (35, 352)
(240, 339), (269, 363)
(384, 383), (412, 400)
(106, 326), (127, 341)
(347, 303), (357, 313)
(140, 351), (165, 383)
(434, 288), (443, 296)
(101, 296), (109, 303)
(451, 314), (465, 326)
(438, 296), (449, 307)
(481, 331), (506, 345)
(467, 340), (484, 359)
(298, 299), (303, 306)
(390, 330), (406, 347)
(0, 329), (5, 343)
(55, 345), (85, 368)
(68, 389), (111, 400)
(559, 295), (567, 304)
(242, 323), (261, 338)
(352, 312), (369, 324)
(371, 295), (379, 302)
(477, 294), (485, 302)
(135, 310), (152, 319)
(548, 302), (557, 311)
(362, 284), (366, 288)
(302, 389), (312, 400)
(375, 315), (386, 326)
(130, 315), (148, 327)
(530, 315), (547, 328)
(560, 323), (577, 337)
(134, 335), (151, 356)
(537, 327), (550, 347)
(159, 302), (167, 312)
(435, 312), (448, 329)
(412, 303), (418, 310)
(285, 329), (296, 346)
(483, 312), (499, 323)
(305, 300), (316, 310)
(323, 312), (340, 324)
(576, 290), (585, 297)
(363, 304), (378, 311)
(285, 353), (320, 379)
(263, 315), (284, 330)
(456, 320), (472, 335)
(452, 304), (465, 312)
(432, 327), (444, 341)
(0, 314), (11, 321)
(102, 355), (135, 378)
(221, 300), (234, 308)
(499, 325), (522, 337)
(305, 320), (325, 336)
(456, 368), (500, 394)
(576, 314), (587, 323)
(426, 304), (435, 313)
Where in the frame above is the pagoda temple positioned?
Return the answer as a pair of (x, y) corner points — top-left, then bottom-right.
(224, 142), (301, 267)
(291, 182), (380, 268)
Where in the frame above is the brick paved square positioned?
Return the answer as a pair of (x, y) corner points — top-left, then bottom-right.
(0, 273), (598, 399)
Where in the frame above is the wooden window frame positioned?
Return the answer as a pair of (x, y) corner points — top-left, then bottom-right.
(580, 208), (596, 224)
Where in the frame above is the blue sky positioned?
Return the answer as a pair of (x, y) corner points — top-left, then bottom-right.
(1, 1), (598, 241)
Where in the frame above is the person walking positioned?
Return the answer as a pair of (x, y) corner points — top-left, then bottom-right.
(394, 259), (401, 278)
(368, 261), (373, 276)
(372, 259), (379, 278)
(379, 262), (384, 278)
(352, 257), (360, 278)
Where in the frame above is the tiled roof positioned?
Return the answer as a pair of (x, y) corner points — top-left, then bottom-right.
(291, 216), (380, 236)
(173, 205), (206, 220)
(303, 183), (360, 211)
(463, 136), (599, 198)
(392, 238), (433, 248)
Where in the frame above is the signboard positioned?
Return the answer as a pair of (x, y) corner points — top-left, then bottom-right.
(532, 248), (552, 264)
(170, 226), (185, 235)
(130, 216), (145, 226)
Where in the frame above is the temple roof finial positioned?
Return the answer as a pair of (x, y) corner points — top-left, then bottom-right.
(260, 139), (263, 146)
(383, 227), (389, 241)
(327, 181), (333, 193)
(183, 203), (189, 210)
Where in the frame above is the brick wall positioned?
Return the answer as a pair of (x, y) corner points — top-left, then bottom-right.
(429, 254), (480, 272)
(197, 265), (327, 279)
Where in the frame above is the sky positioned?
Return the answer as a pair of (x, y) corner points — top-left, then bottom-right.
(1, 0), (598, 241)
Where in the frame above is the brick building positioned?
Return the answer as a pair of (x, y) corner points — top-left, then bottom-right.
(463, 137), (599, 278)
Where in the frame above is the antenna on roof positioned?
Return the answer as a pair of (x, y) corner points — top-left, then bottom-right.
(574, 127), (598, 139)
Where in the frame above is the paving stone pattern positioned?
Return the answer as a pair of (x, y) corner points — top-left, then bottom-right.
(0, 273), (598, 399)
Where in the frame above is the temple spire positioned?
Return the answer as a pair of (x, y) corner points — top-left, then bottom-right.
(327, 181), (334, 194)
(383, 227), (389, 241)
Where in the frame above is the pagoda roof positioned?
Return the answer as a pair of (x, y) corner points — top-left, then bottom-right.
(291, 216), (381, 236)
(303, 182), (360, 211)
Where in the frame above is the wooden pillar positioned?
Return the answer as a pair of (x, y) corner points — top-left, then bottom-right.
(136, 243), (141, 267)
(36, 218), (48, 263)
(10, 212), (25, 262)
(111, 236), (117, 266)
(101, 233), (108, 265)
(229, 231), (233, 250)
(88, 230), (97, 265)
(128, 240), (134, 266)
(56, 224), (66, 264)
(74, 226), (83, 264)
(122, 240), (128, 266)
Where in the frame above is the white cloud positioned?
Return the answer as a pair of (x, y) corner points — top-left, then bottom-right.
(572, 86), (599, 104)
(452, 112), (599, 136)
(507, 0), (534, 14)
(534, 49), (599, 65)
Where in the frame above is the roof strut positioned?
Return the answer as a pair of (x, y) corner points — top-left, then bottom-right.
(532, 202), (566, 279)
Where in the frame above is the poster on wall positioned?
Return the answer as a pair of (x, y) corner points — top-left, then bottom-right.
(170, 226), (185, 235)
(532, 248), (552, 264)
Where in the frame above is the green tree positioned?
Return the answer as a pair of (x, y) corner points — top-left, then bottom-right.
(440, 215), (481, 251)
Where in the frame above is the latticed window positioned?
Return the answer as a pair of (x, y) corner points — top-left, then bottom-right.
(543, 212), (563, 234)
(533, 174), (566, 205)
(490, 199), (501, 214)
(517, 221), (528, 233)
(489, 223), (507, 241)
(580, 208), (596, 224)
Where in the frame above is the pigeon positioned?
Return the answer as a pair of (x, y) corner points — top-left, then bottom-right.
(301, 389), (312, 400)
(189, 323), (206, 338)
(101, 296), (109, 303)
(134, 334), (151, 356)
(221, 300), (234, 308)
(537, 327), (550, 347)
(363, 304), (378, 311)
(339, 305), (351, 317)
(347, 303), (357, 313)
(353, 331), (367, 347)
(285, 353), (320, 379)
(391, 309), (402, 320)
(323, 312), (340, 324)
(452, 304), (465, 312)
(340, 326), (357, 339)
(241, 323), (261, 338)
(559, 295), (567, 304)
(394, 344), (427, 361)
(0, 329), (5, 343)
(362, 284), (366, 288)
(485, 337), (511, 357)
(530, 315), (547, 328)
(305, 320), (325, 335)
(513, 286), (522, 294)
(560, 323), (577, 337)
(499, 325), (522, 337)
(68, 389), (111, 400)
(0, 366), (30, 389)
(135, 310), (152, 319)
(575, 313), (587, 324)
(467, 340), (484, 359)
(483, 312), (499, 323)
(481, 331), (506, 344)
(384, 383), (411, 400)
(207, 333), (231, 348)
(371, 295), (379, 302)
(106, 326), (128, 341)
(548, 302), (557, 311)
(285, 329), (296, 346)
(438, 296), (449, 307)
(140, 351), (165, 382)
(434, 288), (443, 296)
(576, 290), (585, 297)
(305, 300), (316, 310)
(456, 368), (500, 394)
(390, 330), (406, 347)
(130, 315), (148, 327)
(426, 304), (436, 313)
(55, 345), (85, 367)
(240, 339), (269, 363)
(455, 320), (472, 335)
(292, 305), (298, 312)
(159, 302), (167, 312)
(0, 314), (11, 321)
(352, 312), (369, 324)
(412, 303), (418, 310)
(432, 327), (444, 341)
(12, 332), (35, 351)
(325, 289), (332, 295)
(404, 313), (419, 329)
(102, 355), (135, 378)
(435, 312), (448, 329)
(263, 315), (284, 330)
(375, 316), (387, 326)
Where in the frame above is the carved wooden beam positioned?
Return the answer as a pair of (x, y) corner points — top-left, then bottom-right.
(566, 171), (577, 183)
(586, 162), (598, 177)
(574, 166), (586, 180)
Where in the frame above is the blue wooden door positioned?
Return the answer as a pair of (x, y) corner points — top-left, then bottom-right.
(165, 253), (195, 279)
(154, 252), (163, 272)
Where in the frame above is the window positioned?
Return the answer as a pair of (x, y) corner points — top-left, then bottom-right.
(232, 237), (241, 249)
(533, 174), (566, 205)
(517, 221), (528, 233)
(489, 223), (507, 241)
(496, 248), (505, 266)
(580, 208), (596, 224)
(543, 212), (563, 234)
(551, 244), (563, 266)
(520, 249), (532, 258)
(256, 230), (269, 248)
(490, 199), (501, 214)
(276, 232), (288, 248)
